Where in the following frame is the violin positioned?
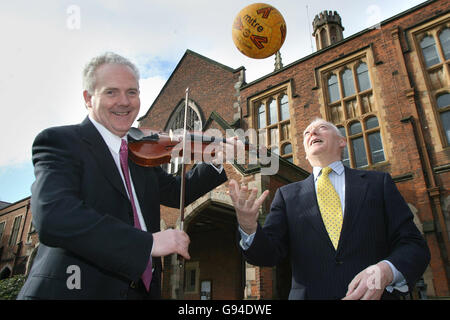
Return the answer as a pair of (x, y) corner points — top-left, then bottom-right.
(127, 127), (249, 167)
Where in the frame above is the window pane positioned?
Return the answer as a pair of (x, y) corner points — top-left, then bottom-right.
(268, 99), (277, 125)
(190, 270), (196, 286)
(170, 157), (181, 175)
(437, 93), (450, 109)
(170, 105), (202, 132)
(352, 137), (368, 168)
(285, 156), (293, 163)
(330, 26), (337, 43)
(440, 110), (450, 144)
(439, 28), (450, 61)
(420, 36), (441, 67)
(185, 267), (196, 292)
(257, 103), (266, 129)
(320, 28), (328, 48)
(270, 127), (279, 147)
(280, 94), (290, 121)
(9, 216), (22, 246)
(271, 146), (279, 155)
(357, 63), (371, 91)
(349, 121), (362, 135)
(338, 127), (350, 166)
(281, 123), (290, 140)
(328, 74), (340, 103)
(330, 105), (344, 123)
(258, 129), (267, 146)
(368, 132), (385, 163)
(282, 143), (292, 155)
(161, 102), (203, 174)
(341, 69), (355, 97)
(361, 94), (374, 113)
(365, 116), (379, 130)
(345, 99), (358, 118)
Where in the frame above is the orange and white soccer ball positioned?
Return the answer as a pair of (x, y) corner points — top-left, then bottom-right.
(232, 3), (287, 59)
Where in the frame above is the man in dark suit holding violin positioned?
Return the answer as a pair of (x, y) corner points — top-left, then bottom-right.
(18, 52), (227, 299)
(229, 118), (430, 300)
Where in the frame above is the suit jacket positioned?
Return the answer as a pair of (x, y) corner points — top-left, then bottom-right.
(18, 117), (227, 299)
(242, 166), (430, 300)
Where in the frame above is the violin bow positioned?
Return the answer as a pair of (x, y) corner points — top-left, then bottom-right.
(179, 87), (189, 234)
(176, 87), (189, 299)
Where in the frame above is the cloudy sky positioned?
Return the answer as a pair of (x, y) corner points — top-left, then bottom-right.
(0, 0), (425, 203)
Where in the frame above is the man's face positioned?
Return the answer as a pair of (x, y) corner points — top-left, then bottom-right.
(84, 63), (140, 137)
(303, 120), (346, 166)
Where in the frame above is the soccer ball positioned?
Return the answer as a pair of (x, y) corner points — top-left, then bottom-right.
(232, 3), (287, 59)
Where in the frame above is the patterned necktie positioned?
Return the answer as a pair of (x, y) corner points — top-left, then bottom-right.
(119, 139), (152, 291)
(317, 167), (343, 250)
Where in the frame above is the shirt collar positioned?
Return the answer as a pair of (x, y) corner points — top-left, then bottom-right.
(313, 161), (345, 181)
(88, 114), (127, 154)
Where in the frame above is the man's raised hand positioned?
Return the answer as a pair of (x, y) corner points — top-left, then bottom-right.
(228, 179), (269, 235)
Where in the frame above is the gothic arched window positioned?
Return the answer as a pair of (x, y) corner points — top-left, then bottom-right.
(163, 100), (203, 174)
(254, 89), (293, 162)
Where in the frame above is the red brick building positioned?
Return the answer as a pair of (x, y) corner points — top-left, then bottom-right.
(0, 197), (39, 281)
(139, 0), (450, 298)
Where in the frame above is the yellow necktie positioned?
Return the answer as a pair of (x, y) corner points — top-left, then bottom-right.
(317, 167), (343, 249)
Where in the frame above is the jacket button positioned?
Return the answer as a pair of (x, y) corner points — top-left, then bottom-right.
(335, 259), (343, 265)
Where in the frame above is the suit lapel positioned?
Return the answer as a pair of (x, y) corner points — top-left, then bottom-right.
(338, 167), (369, 250)
(78, 117), (129, 201)
(297, 175), (335, 250)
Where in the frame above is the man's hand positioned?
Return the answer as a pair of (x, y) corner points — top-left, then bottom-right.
(152, 229), (191, 260)
(228, 179), (269, 235)
(342, 261), (394, 300)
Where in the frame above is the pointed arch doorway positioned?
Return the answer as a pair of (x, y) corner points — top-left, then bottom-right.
(167, 197), (245, 300)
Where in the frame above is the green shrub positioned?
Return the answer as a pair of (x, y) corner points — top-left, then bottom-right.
(0, 275), (26, 300)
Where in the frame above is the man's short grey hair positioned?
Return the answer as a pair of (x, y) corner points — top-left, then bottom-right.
(82, 52), (140, 94)
(307, 117), (344, 138)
